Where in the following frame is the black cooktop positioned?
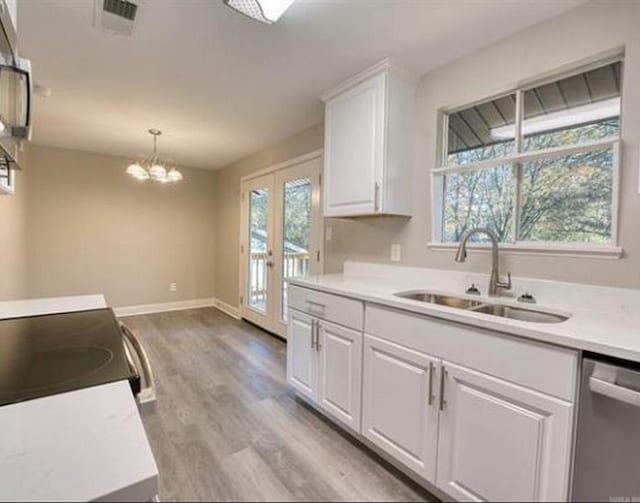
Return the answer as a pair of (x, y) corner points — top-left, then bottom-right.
(0, 308), (139, 407)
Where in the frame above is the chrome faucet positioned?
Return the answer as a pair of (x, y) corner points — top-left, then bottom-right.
(454, 227), (511, 296)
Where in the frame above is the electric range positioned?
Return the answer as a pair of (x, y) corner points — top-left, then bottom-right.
(0, 308), (140, 407)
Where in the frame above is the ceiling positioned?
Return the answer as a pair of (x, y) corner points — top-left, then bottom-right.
(18, 0), (584, 170)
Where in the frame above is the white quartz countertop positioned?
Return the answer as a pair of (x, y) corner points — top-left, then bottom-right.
(0, 294), (108, 319)
(0, 294), (158, 501)
(0, 381), (158, 502)
(288, 263), (640, 363)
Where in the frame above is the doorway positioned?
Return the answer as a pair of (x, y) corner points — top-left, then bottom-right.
(240, 153), (323, 338)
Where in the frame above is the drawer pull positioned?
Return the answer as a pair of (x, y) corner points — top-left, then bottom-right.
(310, 320), (316, 349)
(306, 300), (326, 315)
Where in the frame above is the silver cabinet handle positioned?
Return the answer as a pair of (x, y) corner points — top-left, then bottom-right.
(590, 376), (640, 408)
(121, 323), (156, 413)
(310, 319), (316, 350)
(306, 300), (326, 316)
(374, 181), (381, 212)
(316, 321), (322, 351)
(428, 362), (435, 406)
(439, 365), (447, 411)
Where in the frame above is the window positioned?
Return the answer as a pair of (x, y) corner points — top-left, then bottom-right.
(433, 59), (622, 252)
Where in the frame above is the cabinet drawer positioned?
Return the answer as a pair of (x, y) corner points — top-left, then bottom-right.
(366, 304), (578, 402)
(288, 285), (363, 331)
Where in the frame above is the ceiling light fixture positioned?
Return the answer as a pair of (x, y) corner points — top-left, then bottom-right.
(223, 0), (296, 24)
(126, 129), (183, 183)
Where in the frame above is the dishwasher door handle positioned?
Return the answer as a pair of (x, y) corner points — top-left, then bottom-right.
(589, 376), (640, 408)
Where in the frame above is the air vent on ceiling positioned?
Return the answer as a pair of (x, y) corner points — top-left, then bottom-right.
(103, 0), (138, 20)
(94, 0), (139, 36)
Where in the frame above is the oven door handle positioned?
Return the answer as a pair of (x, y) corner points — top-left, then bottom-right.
(120, 323), (156, 413)
(589, 376), (640, 408)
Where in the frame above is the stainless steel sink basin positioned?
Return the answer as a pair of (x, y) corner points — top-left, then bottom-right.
(470, 304), (569, 324)
(394, 290), (570, 324)
(394, 291), (483, 309)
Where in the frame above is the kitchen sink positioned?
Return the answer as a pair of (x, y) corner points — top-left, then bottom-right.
(470, 304), (569, 324)
(394, 290), (570, 324)
(394, 291), (484, 309)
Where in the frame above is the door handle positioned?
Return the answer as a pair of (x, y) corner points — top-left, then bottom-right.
(428, 362), (435, 406)
(439, 365), (447, 411)
(310, 319), (316, 349)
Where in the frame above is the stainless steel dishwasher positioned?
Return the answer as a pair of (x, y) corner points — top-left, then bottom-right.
(572, 355), (640, 501)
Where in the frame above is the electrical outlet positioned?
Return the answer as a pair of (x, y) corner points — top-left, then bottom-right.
(169, 282), (177, 292)
(390, 244), (401, 262)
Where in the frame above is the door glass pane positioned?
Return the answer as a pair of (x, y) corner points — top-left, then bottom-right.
(282, 177), (311, 321)
(248, 187), (268, 312)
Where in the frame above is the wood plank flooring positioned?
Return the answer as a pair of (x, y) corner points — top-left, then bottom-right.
(122, 307), (433, 502)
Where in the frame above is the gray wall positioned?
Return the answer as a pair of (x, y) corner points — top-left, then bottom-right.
(214, 124), (324, 307)
(25, 145), (217, 307)
(325, 0), (640, 289)
(0, 169), (28, 300)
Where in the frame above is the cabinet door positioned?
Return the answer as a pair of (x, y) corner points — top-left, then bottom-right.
(286, 310), (318, 401)
(323, 72), (385, 217)
(317, 320), (362, 432)
(436, 362), (574, 502)
(362, 334), (439, 482)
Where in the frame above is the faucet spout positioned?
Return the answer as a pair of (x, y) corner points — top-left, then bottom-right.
(454, 227), (511, 296)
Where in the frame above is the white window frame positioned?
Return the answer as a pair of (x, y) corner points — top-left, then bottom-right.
(429, 56), (623, 259)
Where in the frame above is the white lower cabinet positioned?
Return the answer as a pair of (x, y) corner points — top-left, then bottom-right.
(287, 290), (577, 502)
(286, 308), (363, 432)
(436, 362), (574, 502)
(362, 335), (439, 482)
(317, 320), (362, 431)
(286, 310), (317, 401)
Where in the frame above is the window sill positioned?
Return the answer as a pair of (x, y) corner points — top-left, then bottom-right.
(427, 242), (623, 259)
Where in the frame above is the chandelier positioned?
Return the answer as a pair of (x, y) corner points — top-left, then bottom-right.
(126, 129), (183, 183)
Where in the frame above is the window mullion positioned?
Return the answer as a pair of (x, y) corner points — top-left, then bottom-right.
(512, 90), (524, 244)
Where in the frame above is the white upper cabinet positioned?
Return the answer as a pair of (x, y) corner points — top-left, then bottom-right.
(321, 59), (415, 217)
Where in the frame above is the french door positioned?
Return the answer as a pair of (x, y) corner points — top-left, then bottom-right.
(240, 156), (323, 338)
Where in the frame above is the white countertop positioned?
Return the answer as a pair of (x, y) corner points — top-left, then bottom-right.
(0, 294), (159, 501)
(0, 294), (108, 319)
(0, 381), (158, 502)
(288, 262), (640, 363)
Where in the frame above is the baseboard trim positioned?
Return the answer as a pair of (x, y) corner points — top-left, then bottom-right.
(212, 298), (241, 319)
(114, 298), (216, 317)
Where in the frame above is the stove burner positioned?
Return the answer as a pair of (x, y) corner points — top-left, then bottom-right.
(0, 309), (137, 406)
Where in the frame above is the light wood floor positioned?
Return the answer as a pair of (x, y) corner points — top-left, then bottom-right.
(123, 307), (433, 502)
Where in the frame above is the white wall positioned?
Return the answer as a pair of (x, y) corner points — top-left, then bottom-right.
(325, 0), (640, 289)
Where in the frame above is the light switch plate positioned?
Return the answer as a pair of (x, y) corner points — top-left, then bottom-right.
(391, 244), (401, 262)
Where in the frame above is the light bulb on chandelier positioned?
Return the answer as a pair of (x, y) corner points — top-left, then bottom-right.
(126, 129), (183, 183)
